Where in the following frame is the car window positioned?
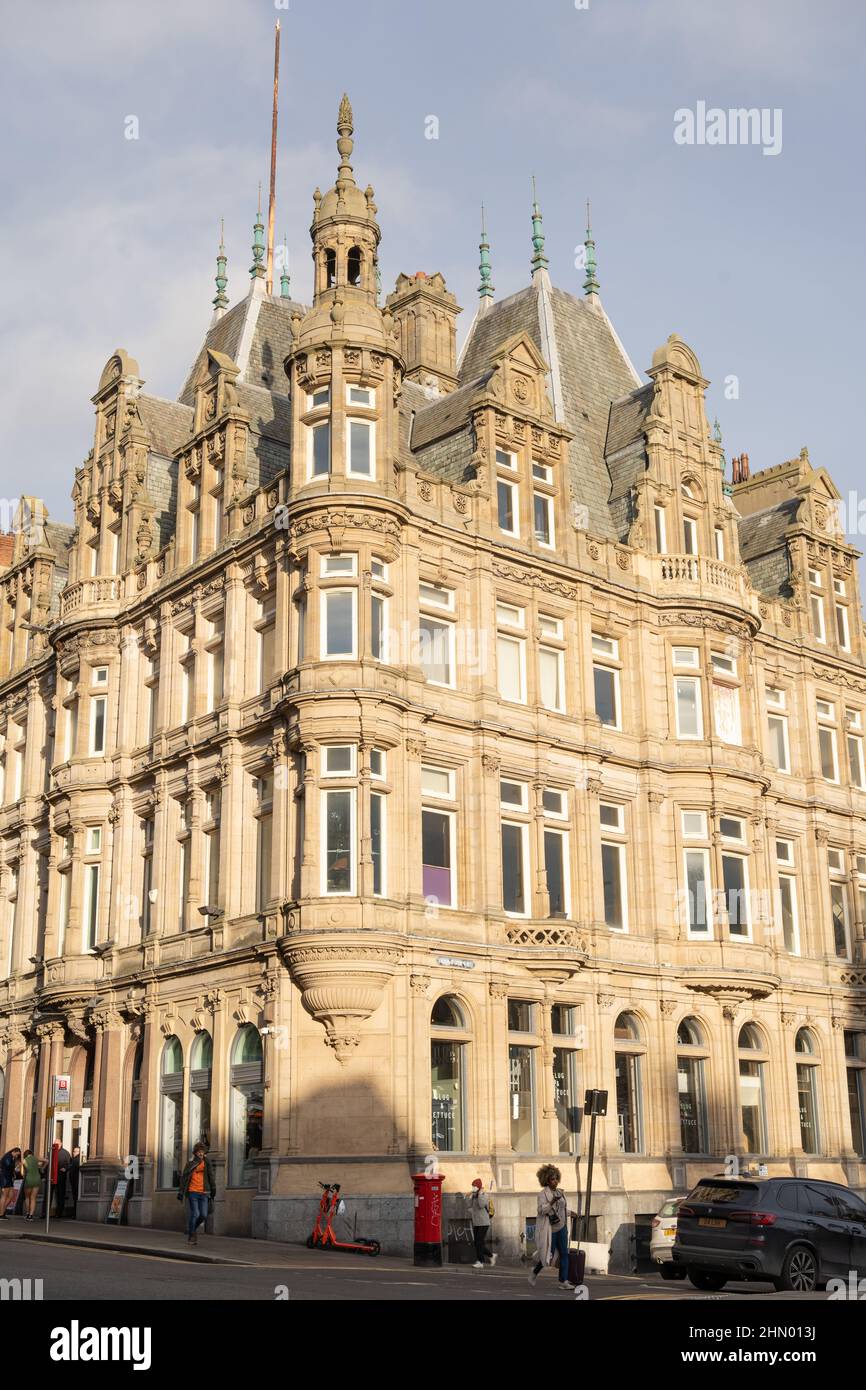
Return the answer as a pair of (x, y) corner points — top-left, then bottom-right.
(688, 1182), (759, 1206)
(775, 1184), (800, 1212)
(660, 1200), (680, 1217)
(832, 1188), (866, 1222)
(804, 1184), (841, 1218)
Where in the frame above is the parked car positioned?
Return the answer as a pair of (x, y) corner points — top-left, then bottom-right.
(651, 1197), (687, 1278)
(672, 1175), (866, 1292)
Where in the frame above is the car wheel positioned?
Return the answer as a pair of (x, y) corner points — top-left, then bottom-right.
(659, 1264), (679, 1280)
(688, 1269), (728, 1291)
(779, 1244), (818, 1293)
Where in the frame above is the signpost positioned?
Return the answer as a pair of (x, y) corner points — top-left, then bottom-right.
(581, 1088), (608, 1245)
(45, 1074), (71, 1233)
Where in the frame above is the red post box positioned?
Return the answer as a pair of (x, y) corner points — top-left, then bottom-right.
(412, 1172), (444, 1266)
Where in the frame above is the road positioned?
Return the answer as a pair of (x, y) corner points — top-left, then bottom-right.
(0, 1237), (824, 1301)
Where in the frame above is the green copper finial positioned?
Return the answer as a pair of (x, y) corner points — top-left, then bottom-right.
(479, 204), (494, 301)
(583, 199), (600, 296)
(250, 184), (265, 280)
(531, 176), (548, 277)
(213, 217), (228, 311)
(279, 234), (291, 298)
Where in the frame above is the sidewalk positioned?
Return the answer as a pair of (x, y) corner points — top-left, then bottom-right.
(0, 1214), (290, 1266)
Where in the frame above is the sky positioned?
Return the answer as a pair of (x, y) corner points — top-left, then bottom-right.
(2, 0), (865, 548)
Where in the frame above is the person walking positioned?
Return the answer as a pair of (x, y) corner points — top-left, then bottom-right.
(468, 1178), (498, 1268)
(0, 1147), (22, 1219)
(178, 1142), (216, 1245)
(68, 1147), (82, 1218)
(21, 1150), (43, 1221)
(528, 1164), (575, 1290)
(53, 1142), (72, 1218)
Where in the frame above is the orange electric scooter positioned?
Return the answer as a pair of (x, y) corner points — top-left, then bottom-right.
(307, 1182), (381, 1256)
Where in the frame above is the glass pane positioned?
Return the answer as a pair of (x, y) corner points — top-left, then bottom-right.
(739, 1059), (766, 1152)
(422, 809), (451, 907)
(685, 851), (709, 934)
(325, 791), (352, 892)
(553, 1048), (579, 1153)
(819, 727), (837, 780)
(508, 1000), (534, 1032)
(713, 684), (741, 744)
(768, 715), (788, 769)
(509, 1045), (535, 1150)
(721, 855), (748, 936)
(676, 679), (700, 737)
(231, 1084), (263, 1187)
(325, 592), (354, 657)
(312, 422), (330, 476)
(539, 647), (561, 710)
(349, 420), (371, 475)
(501, 823), (525, 913)
(497, 636), (523, 702)
(431, 1041), (464, 1152)
(533, 493), (551, 544)
(371, 595), (384, 660)
(601, 842), (623, 929)
(615, 1052), (641, 1153)
(678, 1055), (707, 1153)
(778, 876), (797, 952)
(797, 1064), (819, 1154)
(371, 793), (383, 896)
(159, 1092), (182, 1188)
(497, 481), (514, 531)
(830, 883), (849, 957)
(544, 830), (565, 917)
(594, 666), (617, 726)
(418, 616), (451, 685)
(847, 1068), (866, 1155)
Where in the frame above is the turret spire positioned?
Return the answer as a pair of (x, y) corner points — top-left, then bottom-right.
(530, 176), (548, 278)
(336, 93), (356, 205)
(279, 235), (291, 299)
(250, 184), (266, 286)
(478, 204), (494, 309)
(583, 199), (600, 298)
(212, 218), (228, 317)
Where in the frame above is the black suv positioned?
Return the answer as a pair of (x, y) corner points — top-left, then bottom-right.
(672, 1175), (866, 1291)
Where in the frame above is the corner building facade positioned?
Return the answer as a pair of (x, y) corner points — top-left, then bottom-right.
(2, 100), (866, 1266)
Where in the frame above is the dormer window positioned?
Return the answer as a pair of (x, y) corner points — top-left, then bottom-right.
(325, 249), (336, 289)
(347, 246), (362, 287)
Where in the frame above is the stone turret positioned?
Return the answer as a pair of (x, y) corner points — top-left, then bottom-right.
(385, 272), (460, 396)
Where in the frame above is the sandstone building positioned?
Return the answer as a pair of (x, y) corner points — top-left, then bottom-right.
(1, 98), (866, 1266)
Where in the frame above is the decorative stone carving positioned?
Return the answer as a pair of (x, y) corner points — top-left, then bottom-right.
(282, 938), (404, 1065)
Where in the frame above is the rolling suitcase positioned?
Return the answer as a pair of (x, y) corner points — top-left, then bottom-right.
(568, 1245), (586, 1286)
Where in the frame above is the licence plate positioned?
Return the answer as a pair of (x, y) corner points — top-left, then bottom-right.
(699, 1217), (727, 1229)
(663, 1227), (676, 1238)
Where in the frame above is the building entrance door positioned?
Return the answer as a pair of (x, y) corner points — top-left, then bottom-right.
(53, 1109), (90, 1158)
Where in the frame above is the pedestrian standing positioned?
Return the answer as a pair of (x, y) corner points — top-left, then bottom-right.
(21, 1150), (43, 1221)
(178, 1142), (216, 1245)
(468, 1178), (498, 1267)
(0, 1148), (22, 1218)
(68, 1147), (81, 1218)
(528, 1164), (575, 1290)
(53, 1142), (72, 1218)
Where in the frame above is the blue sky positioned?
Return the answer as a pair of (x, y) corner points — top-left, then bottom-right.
(3, 0), (865, 540)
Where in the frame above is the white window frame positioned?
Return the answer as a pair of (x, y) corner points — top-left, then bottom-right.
(500, 780), (529, 812)
(501, 820), (531, 918)
(683, 847), (712, 939)
(542, 788), (567, 819)
(683, 516), (698, 555)
(601, 839), (628, 933)
(497, 478), (519, 537)
(308, 419), (331, 479)
(321, 787), (356, 896)
(345, 384), (375, 408)
(533, 491), (555, 548)
(90, 694), (107, 755)
(672, 646), (700, 669)
(543, 826), (571, 918)
(720, 851), (752, 941)
(654, 506), (667, 554)
(681, 810), (708, 839)
(495, 448), (517, 471)
(497, 633), (527, 704)
(539, 643), (565, 713)
(346, 417), (376, 478)
(321, 745), (357, 777)
(320, 588), (357, 661)
(421, 765), (455, 800)
(674, 675), (703, 740)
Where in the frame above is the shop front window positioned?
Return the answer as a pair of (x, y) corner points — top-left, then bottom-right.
(509, 1045), (536, 1151)
(738, 1024), (768, 1154)
(614, 1013), (644, 1153)
(189, 1031), (213, 1149)
(430, 996), (467, 1153)
(158, 1037), (184, 1189)
(229, 1025), (264, 1188)
(676, 1019), (709, 1153)
(795, 1029), (820, 1155)
(553, 1046), (579, 1154)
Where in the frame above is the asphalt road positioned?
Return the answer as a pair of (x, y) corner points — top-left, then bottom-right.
(0, 1238), (824, 1301)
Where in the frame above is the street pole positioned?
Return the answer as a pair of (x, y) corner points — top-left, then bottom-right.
(44, 1104), (54, 1234)
(583, 1107), (597, 1245)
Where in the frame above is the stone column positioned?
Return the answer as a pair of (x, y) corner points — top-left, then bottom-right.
(128, 1000), (159, 1227)
(206, 989), (228, 1232)
(0, 1024), (30, 1153)
(90, 1011), (126, 1164)
(268, 725), (289, 904)
(220, 740), (244, 921)
(358, 741), (373, 899)
(299, 741), (318, 900)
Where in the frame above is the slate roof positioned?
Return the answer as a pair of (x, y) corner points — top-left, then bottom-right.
(178, 293), (306, 406)
(410, 375), (491, 450)
(138, 395), (193, 458)
(736, 497), (801, 598)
